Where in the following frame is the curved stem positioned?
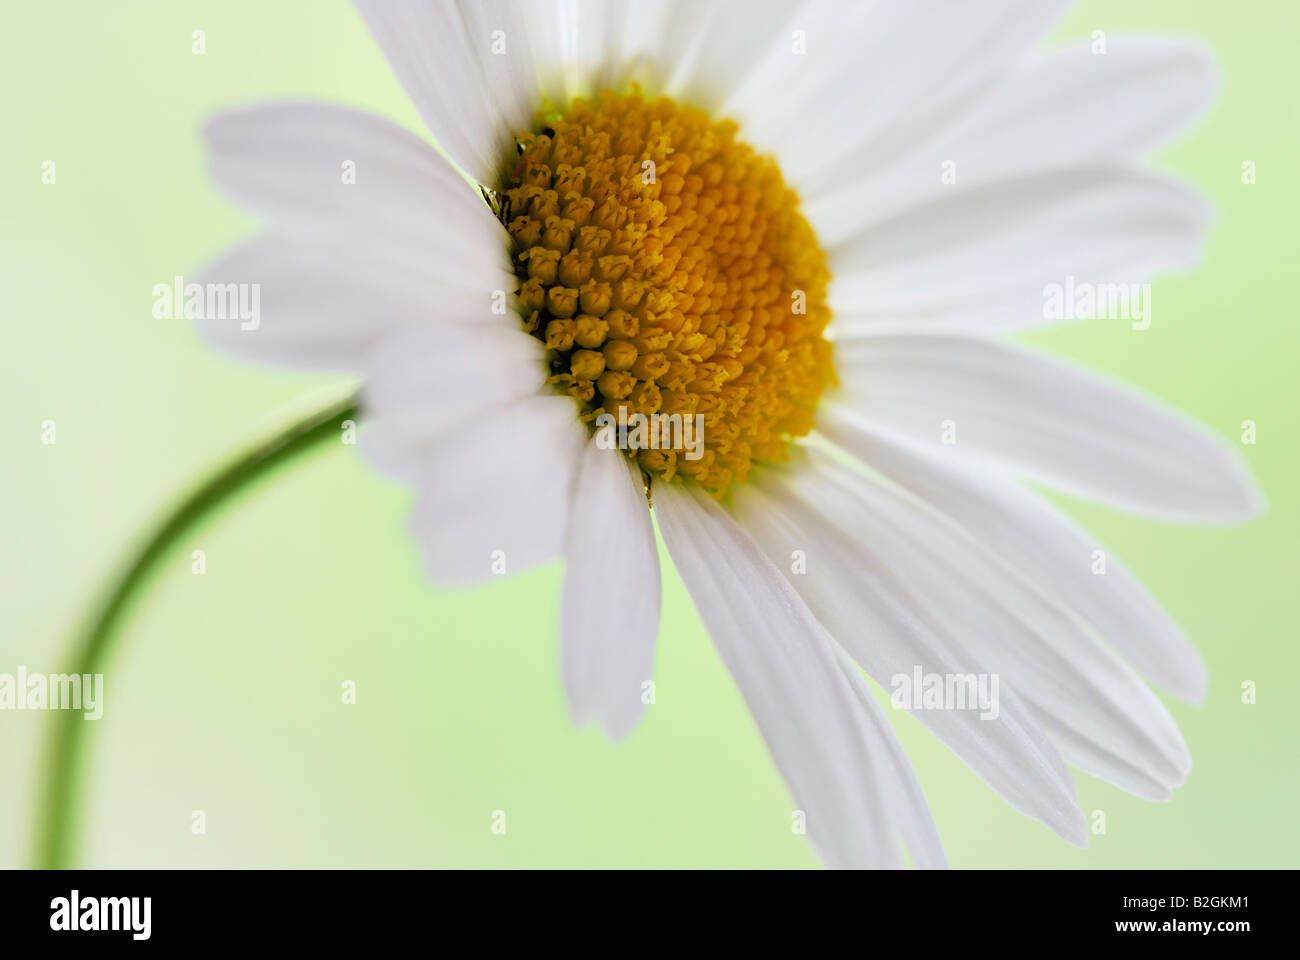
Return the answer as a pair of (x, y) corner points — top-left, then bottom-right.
(33, 392), (361, 868)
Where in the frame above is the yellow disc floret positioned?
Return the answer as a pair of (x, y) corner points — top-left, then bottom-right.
(499, 91), (834, 497)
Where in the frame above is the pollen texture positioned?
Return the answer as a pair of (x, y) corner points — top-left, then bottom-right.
(499, 91), (833, 497)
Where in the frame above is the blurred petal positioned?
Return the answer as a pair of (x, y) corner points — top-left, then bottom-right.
(825, 169), (1208, 333)
(828, 333), (1262, 521)
(731, 474), (1088, 845)
(561, 444), (660, 740)
(656, 481), (945, 868)
(732, 0), (1071, 192)
(783, 448), (1191, 801)
(821, 415), (1213, 702)
(359, 323), (548, 483)
(408, 395), (585, 585)
(204, 102), (510, 278)
(808, 36), (1218, 228)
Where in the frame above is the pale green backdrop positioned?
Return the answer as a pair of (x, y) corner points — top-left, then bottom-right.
(1, 1), (1296, 868)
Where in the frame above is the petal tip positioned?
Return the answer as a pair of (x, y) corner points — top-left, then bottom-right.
(599, 712), (643, 744)
(1063, 813), (1090, 849)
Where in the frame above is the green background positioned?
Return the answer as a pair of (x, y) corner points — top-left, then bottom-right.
(2, 1), (1296, 868)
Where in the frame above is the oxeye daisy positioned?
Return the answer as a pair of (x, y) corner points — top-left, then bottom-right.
(174, 0), (1261, 868)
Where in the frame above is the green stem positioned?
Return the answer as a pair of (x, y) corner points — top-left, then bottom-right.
(33, 392), (361, 868)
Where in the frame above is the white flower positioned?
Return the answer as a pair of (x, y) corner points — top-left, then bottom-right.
(198, 0), (1261, 868)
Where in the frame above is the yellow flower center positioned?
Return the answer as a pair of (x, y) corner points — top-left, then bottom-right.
(499, 91), (833, 497)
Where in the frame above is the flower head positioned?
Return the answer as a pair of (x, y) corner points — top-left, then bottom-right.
(198, 0), (1262, 867)
(502, 91), (834, 494)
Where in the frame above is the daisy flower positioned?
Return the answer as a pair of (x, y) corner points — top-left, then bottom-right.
(191, 0), (1261, 867)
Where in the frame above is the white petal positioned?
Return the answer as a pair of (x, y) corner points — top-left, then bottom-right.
(591, 0), (687, 94)
(453, 0), (549, 138)
(786, 448), (1191, 801)
(561, 444), (660, 741)
(359, 323), (548, 483)
(731, 0), (1071, 192)
(408, 395), (585, 585)
(823, 168), (1208, 334)
(730, 477), (1087, 846)
(807, 36), (1217, 223)
(829, 333), (1262, 522)
(656, 1), (803, 113)
(195, 233), (427, 370)
(483, 0), (681, 110)
(655, 481), (942, 868)
(820, 414), (1211, 703)
(504, 0), (800, 113)
(204, 101), (513, 284)
(511, 0), (814, 115)
(523, 0), (634, 101)
(353, 0), (520, 185)
(832, 647), (947, 868)
(355, 0), (731, 179)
